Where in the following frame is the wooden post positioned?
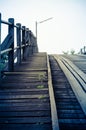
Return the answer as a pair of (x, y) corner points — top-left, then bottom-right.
(16, 23), (21, 64)
(8, 18), (14, 71)
(84, 46), (86, 54)
(32, 35), (35, 54)
(32, 36), (35, 53)
(29, 31), (33, 55)
(25, 28), (29, 57)
(36, 37), (38, 52)
(0, 13), (1, 80)
(33, 36), (38, 53)
(22, 26), (26, 60)
(81, 49), (82, 54)
(28, 30), (32, 56)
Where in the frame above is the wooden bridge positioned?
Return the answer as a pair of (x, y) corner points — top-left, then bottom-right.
(0, 13), (86, 130)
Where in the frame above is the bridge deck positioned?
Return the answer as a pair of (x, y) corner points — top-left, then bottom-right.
(1, 53), (86, 130)
(0, 53), (52, 130)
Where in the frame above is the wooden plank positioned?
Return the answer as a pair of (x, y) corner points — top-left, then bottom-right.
(56, 105), (81, 109)
(0, 94), (49, 99)
(0, 105), (50, 111)
(58, 113), (85, 119)
(0, 124), (52, 130)
(3, 77), (48, 82)
(4, 71), (47, 76)
(0, 111), (51, 117)
(47, 55), (60, 130)
(0, 90), (49, 95)
(57, 109), (84, 114)
(0, 88), (48, 92)
(0, 117), (51, 123)
(0, 99), (50, 103)
(0, 82), (48, 88)
(59, 119), (86, 124)
(0, 102), (50, 107)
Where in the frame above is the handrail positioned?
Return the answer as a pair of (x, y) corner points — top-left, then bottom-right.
(1, 20), (26, 30)
(1, 20), (12, 26)
(1, 19), (32, 31)
(0, 13), (38, 79)
(1, 48), (12, 54)
(1, 43), (31, 55)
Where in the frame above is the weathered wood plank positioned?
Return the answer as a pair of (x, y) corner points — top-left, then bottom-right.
(59, 119), (86, 124)
(0, 82), (48, 89)
(0, 88), (48, 92)
(0, 117), (51, 123)
(0, 53), (52, 129)
(0, 124), (52, 130)
(0, 111), (51, 117)
(49, 55), (86, 130)
(0, 90), (49, 95)
(0, 102), (50, 107)
(0, 98), (50, 103)
(0, 105), (50, 111)
(0, 94), (49, 100)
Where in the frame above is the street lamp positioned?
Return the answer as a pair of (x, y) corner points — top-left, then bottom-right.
(35, 17), (53, 44)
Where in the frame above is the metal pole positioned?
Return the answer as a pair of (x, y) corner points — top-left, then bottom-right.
(39, 17), (53, 24)
(35, 21), (37, 44)
(35, 17), (53, 45)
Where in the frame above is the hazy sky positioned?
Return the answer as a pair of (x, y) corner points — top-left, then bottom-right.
(0, 0), (86, 54)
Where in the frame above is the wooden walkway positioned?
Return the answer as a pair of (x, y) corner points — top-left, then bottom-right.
(49, 55), (86, 130)
(1, 52), (86, 130)
(0, 53), (52, 130)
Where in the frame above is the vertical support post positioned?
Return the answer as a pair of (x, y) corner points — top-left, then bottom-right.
(25, 28), (29, 57)
(28, 30), (32, 56)
(81, 49), (82, 54)
(84, 46), (85, 54)
(22, 26), (26, 60)
(16, 23), (21, 64)
(36, 36), (38, 52)
(34, 36), (38, 53)
(32, 35), (34, 53)
(8, 18), (14, 71)
(30, 31), (33, 55)
(0, 13), (1, 80)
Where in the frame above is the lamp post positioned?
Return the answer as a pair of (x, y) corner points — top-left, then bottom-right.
(35, 17), (53, 44)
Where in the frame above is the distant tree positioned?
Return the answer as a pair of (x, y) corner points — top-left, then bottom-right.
(62, 51), (69, 55)
(70, 49), (75, 55)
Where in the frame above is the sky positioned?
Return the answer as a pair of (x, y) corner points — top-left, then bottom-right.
(0, 0), (86, 54)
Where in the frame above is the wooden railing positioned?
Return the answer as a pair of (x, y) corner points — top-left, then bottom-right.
(0, 13), (38, 78)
